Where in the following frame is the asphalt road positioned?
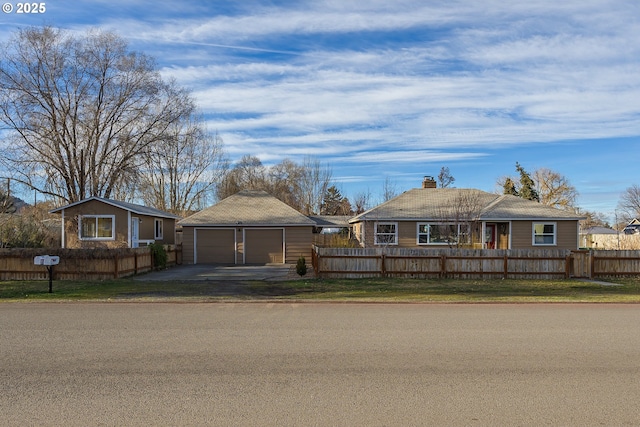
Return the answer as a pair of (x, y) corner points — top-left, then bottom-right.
(2, 303), (640, 426)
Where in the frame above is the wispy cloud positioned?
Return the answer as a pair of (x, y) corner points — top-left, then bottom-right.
(1, 0), (638, 210)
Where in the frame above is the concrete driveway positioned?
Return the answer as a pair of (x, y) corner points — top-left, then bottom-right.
(134, 264), (293, 281)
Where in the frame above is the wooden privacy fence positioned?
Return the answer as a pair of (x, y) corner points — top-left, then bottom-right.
(0, 246), (182, 281)
(312, 246), (640, 280)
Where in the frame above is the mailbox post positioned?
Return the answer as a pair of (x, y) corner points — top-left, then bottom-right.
(34, 255), (60, 293)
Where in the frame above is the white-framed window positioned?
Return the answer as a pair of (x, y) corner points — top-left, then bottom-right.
(532, 222), (556, 246)
(80, 215), (115, 240)
(374, 222), (398, 245)
(154, 219), (164, 240)
(417, 223), (471, 245)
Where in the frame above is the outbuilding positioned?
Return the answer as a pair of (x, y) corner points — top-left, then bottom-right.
(179, 190), (315, 264)
(50, 196), (180, 249)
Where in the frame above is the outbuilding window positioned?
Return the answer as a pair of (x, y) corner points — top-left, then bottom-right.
(154, 219), (164, 240)
(80, 215), (115, 240)
(532, 222), (556, 245)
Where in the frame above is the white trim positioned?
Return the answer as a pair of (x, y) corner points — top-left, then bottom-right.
(127, 211), (132, 247)
(131, 216), (139, 248)
(154, 218), (164, 240)
(78, 214), (116, 241)
(61, 210), (66, 248)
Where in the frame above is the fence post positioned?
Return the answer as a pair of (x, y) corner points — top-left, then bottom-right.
(503, 255), (508, 279)
(440, 255), (447, 279)
(114, 253), (119, 279)
(134, 252), (138, 275)
(590, 251), (595, 279)
(565, 255), (571, 279)
(313, 248), (321, 279)
(381, 254), (386, 278)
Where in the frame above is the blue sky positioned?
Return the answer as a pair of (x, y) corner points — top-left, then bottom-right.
(1, 0), (639, 219)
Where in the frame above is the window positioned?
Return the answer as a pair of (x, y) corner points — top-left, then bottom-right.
(375, 222), (398, 245)
(417, 223), (470, 245)
(154, 219), (163, 240)
(533, 222), (556, 245)
(80, 215), (115, 240)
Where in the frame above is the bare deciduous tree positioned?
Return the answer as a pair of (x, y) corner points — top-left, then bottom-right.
(352, 189), (371, 214)
(437, 166), (455, 188)
(382, 176), (398, 202)
(534, 168), (578, 210)
(618, 184), (640, 222)
(216, 155), (268, 200)
(433, 190), (483, 248)
(138, 122), (228, 215)
(298, 156), (332, 215)
(0, 27), (192, 204)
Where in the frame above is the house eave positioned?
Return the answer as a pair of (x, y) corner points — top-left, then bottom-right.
(179, 222), (315, 228)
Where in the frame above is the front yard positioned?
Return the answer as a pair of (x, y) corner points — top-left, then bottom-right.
(2, 277), (640, 302)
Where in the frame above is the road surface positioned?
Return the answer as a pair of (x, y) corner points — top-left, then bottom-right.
(1, 303), (639, 425)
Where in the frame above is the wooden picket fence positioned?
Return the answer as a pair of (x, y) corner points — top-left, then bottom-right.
(0, 246), (182, 281)
(312, 246), (640, 280)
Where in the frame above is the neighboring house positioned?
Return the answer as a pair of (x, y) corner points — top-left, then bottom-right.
(179, 190), (316, 264)
(623, 219), (640, 235)
(50, 197), (180, 249)
(580, 226), (620, 249)
(349, 178), (584, 250)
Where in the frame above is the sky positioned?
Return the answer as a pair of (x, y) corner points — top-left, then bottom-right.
(1, 0), (639, 220)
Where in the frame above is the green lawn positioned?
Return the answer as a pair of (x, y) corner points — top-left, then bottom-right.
(2, 277), (640, 302)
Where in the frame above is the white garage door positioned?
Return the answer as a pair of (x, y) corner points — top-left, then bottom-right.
(196, 229), (235, 264)
(244, 229), (284, 264)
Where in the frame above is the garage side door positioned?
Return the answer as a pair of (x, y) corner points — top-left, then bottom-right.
(245, 229), (284, 264)
(196, 229), (235, 264)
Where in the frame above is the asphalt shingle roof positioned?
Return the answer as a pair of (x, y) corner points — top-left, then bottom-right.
(50, 196), (181, 219)
(350, 188), (584, 222)
(178, 190), (317, 226)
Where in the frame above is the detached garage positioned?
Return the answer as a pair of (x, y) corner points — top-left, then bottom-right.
(179, 190), (315, 265)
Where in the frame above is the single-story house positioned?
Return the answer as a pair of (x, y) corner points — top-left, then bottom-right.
(623, 219), (640, 235)
(580, 226), (619, 249)
(178, 190), (316, 264)
(349, 178), (585, 250)
(50, 197), (180, 249)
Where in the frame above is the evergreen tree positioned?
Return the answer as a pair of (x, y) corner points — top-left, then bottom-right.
(515, 162), (539, 202)
(321, 185), (351, 215)
(502, 177), (518, 196)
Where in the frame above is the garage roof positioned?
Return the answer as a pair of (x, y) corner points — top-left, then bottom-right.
(178, 190), (317, 226)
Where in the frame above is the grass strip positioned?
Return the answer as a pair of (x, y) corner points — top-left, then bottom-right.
(2, 277), (640, 303)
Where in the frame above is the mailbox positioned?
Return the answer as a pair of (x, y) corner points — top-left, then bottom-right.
(34, 255), (60, 266)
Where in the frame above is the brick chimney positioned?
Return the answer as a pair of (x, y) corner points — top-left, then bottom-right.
(422, 176), (437, 188)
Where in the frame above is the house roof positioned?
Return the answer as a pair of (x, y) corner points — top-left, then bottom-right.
(49, 196), (181, 219)
(178, 190), (317, 227)
(308, 215), (351, 227)
(580, 226), (618, 235)
(350, 188), (584, 223)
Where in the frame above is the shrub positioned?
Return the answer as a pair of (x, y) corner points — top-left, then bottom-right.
(149, 243), (167, 269)
(296, 255), (307, 276)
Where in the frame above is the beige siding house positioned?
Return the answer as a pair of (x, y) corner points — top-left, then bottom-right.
(179, 190), (315, 264)
(350, 181), (584, 250)
(50, 197), (180, 249)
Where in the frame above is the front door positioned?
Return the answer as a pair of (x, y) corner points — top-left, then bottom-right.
(485, 224), (496, 249)
(131, 217), (140, 248)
